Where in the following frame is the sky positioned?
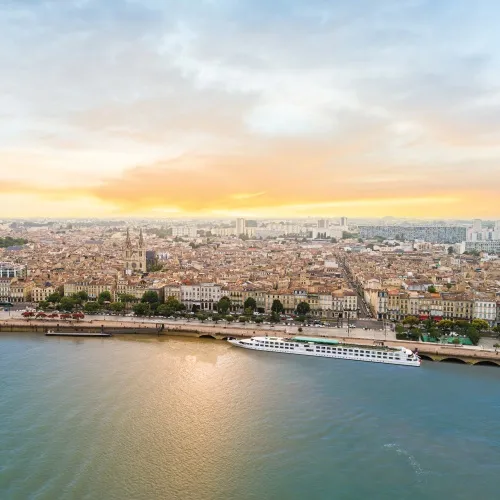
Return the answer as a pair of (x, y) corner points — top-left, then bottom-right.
(1, 0), (500, 219)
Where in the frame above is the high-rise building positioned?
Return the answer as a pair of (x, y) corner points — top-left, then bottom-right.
(340, 217), (348, 227)
(236, 218), (246, 235)
(317, 219), (328, 229)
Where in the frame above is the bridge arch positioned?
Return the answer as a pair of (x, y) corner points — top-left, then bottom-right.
(418, 354), (434, 361)
(199, 334), (217, 340)
(440, 357), (468, 364)
(473, 360), (500, 367)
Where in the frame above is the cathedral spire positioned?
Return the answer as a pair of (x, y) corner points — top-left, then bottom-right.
(139, 228), (144, 248)
(125, 227), (132, 248)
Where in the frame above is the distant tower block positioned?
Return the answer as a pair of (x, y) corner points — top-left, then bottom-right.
(124, 228), (147, 273)
(236, 218), (246, 235)
(340, 217), (348, 227)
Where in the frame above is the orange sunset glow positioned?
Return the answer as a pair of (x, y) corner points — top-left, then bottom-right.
(2, 1), (500, 218)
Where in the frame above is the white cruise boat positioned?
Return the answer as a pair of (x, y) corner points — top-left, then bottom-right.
(227, 336), (421, 367)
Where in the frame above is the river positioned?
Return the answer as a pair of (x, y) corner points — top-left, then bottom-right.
(1, 333), (499, 500)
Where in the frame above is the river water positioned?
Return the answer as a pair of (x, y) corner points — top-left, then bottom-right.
(0, 333), (499, 500)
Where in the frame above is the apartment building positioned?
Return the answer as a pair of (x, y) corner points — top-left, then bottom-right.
(0, 278), (11, 302)
(473, 299), (497, 325)
(358, 226), (467, 244)
(64, 281), (115, 301)
(32, 285), (57, 303)
(181, 283), (222, 311)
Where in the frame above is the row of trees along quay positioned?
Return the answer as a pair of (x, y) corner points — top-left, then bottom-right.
(394, 316), (500, 346)
(31, 292), (319, 327)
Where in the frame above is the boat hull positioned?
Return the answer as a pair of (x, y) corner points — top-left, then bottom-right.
(228, 338), (420, 367)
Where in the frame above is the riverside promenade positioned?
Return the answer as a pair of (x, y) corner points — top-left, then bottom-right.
(2, 317), (500, 366)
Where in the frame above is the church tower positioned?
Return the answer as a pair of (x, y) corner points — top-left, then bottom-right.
(124, 228), (147, 274)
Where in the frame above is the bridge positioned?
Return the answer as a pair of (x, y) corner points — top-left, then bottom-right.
(2, 319), (499, 366)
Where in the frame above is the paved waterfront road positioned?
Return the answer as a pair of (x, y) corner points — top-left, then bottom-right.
(1, 309), (396, 341)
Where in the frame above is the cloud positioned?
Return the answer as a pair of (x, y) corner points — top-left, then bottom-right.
(1, 0), (500, 217)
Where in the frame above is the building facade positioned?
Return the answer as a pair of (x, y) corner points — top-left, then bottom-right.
(358, 226), (467, 244)
(124, 228), (147, 273)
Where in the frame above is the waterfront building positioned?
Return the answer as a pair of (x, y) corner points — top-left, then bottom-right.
(473, 299), (497, 326)
(181, 283), (222, 311)
(32, 285), (57, 303)
(0, 278), (11, 302)
(64, 281), (115, 301)
(9, 280), (33, 303)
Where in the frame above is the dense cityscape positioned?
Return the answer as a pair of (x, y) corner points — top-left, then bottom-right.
(1, 217), (500, 347)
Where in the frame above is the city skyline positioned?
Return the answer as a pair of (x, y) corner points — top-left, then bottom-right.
(2, 1), (500, 218)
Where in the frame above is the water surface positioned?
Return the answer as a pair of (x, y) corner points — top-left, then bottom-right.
(1, 333), (499, 499)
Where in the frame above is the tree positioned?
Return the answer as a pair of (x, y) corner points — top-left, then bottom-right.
(402, 316), (420, 327)
(156, 304), (170, 316)
(408, 327), (421, 341)
(238, 316), (247, 323)
(395, 324), (405, 335)
(109, 302), (125, 314)
(75, 291), (89, 302)
(147, 262), (163, 272)
(271, 299), (284, 315)
(217, 296), (232, 315)
(38, 300), (50, 310)
(165, 296), (183, 311)
(244, 297), (257, 312)
(84, 301), (101, 314)
(212, 314), (221, 323)
(133, 303), (150, 316)
(141, 291), (160, 313)
(59, 297), (75, 312)
(437, 319), (455, 333)
(141, 291), (159, 304)
(118, 293), (137, 304)
(270, 312), (280, 323)
(296, 301), (311, 316)
(196, 312), (208, 322)
(466, 326), (481, 346)
(255, 317), (263, 324)
(47, 292), (61, 304)
(427, 285), (437, 293)
(98, 291), (112, 304)
(493, 326), (500, 335)
(225, 315), (234, 323)
(472, 319), (489, 332)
